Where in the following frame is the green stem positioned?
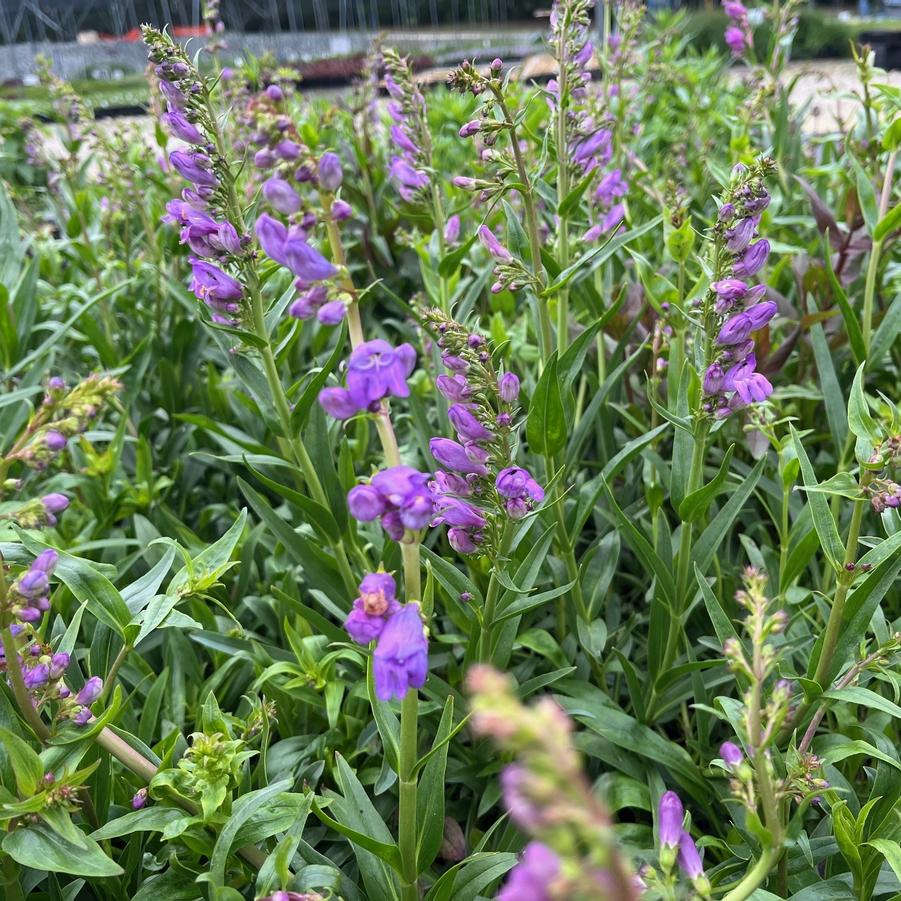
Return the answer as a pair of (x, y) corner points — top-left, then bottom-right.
(722, 848), (779, 901)
(100, 642), (132, 704)
(398, 687), (420, 900)
(555, 22), (571, 356)
(1, 625), (50, 740)
(812, 473), (870, 689)
(861, 238), (881, 352)
(478, 524), (514, 662)
(492, 92), (551, 365)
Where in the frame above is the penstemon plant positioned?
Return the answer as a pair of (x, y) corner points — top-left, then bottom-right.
(0, 3), (899, 901)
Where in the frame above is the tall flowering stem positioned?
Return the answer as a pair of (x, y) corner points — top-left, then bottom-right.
(143, 26), (357, 594)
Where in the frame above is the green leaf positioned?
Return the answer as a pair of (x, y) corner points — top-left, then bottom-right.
(425, 852), (517, 901)
(167, 509), (247, 597)
(417, 697), (454, 872)
(695, 566), (740, 647)
(789, 427), (844, 571)
(526, 353), (567, 456)
(822, 686), (901, 721)
(807, 294), (848, 452)
(851, 154), (879, 235)
(822, 234), (865, 365)
(2, 823), (123, 877)
(847, 364), (880, 443)
(438, 231), (477, 278)
(89, 807), (185, 840)
(796, 472), (861, 500)
(0, 726), (43, 796)
(866, 838), (901, 884)
(557, 169), (595, 217)
(821, 740), (900, 771)
(869, 294), (901, 370)
(678, 445), (734, 523)
(291, 322), (348, 431)
(873, 202), (901, 241)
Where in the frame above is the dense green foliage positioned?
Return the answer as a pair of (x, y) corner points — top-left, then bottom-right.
(0, 5), (899, 901)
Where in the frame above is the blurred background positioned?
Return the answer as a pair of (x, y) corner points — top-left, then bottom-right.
(0, 0), (899, 114)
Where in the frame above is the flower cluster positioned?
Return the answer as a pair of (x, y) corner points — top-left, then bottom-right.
(865, 438), (901, 513)
(382, 48), (432, 203)
(6, 374), (121, 473)
(699, 159), (776, 418)
(424, 310), (543, 555)
(724, 0), (753, 58)
(318, 339), (416, 420)
(467, 666), (638, 900)
(641, 791), (711, 898)
(145, 26), (250, 327)
(347, 466), (433, 541)
(344, 572), (428, 702)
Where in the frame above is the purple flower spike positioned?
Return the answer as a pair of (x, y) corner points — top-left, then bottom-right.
(318, 152), (343, 192)
(263, 177), (301, 215)
(373, 603), (428, 701)
(346, 340), (417, 409)
(501, 764), (544, 830)
(720, 741), (743, 769)
(677, 831), (705, 880)
(658, 791), (683, 847)
(477, 225), (512, 261)
(497, 842), (559, 901)
(725, 25), (748, 55)
(390, 125), (420, 155)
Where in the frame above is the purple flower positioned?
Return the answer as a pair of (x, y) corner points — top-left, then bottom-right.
(459, 119), (481, 138)
(574, 40), (594, 67)
(332, 199), (352, 221)
(256, 214), (291, 266)
(723, 0), (747, 18)
(131, 788), (148, 810)
(658, 791), (683, 847)
(448, 528), (479, 553)
(703, 362), (725, 394)
(432, 496), (486, 529)
(448, 404), (493, 443)
(678, 831), (705, 880)
(347, 484), (385, 520)
(573, 129), (612, 166)
(263, 177), (301, 215)
(498, 373), (520, 403)
(317, 300), (346, 325)
(601, 203), (626, 233)
(49, 652), (69, 679)
(595, 168), (628, 207)
(318, 387), (359, 420)
(159, 79), (186, 110)
(733, 239), (770, 278)
(189, 258), (242, 312)
(453, 176), (477, 190)
(75, 676), (103, 706)
(724, 357), (773, 405)
(373, 603), (428, 701)
(430, 438), (488, 475)
(390, 125), (420, 155)
(169, 150), (217, 188)
(389, 156), (429, 201)
(497, 842), (559, 901)
(725, 25), (748, 55)
(720, 741), (743, 769)
(162, 110), (204, 144)
(45, 430), (67, 452)
(264, 84), (284, 102)
(23, 664), (50, 689)
(436, 374), (472, 402)
(276, 139), (301, 160)
(345, 572), (401, 644)
(73, 707), (94, 726)
(371, 467), (434, 531)
(256, 214), (337, 281)
(496, 467), (544, 502)
(254, 149), (277, 169)
(717, 302), (776, 345)
(289, 284), (328, 320)
(346, 340), (417, 409)
(501, 764), (544, 830)
(725, 216), (757, 252)
(41, 493), (69, 514)
(444, 214), (461, 244)
(318, 152), (343, 192)
(478, 225), (512, 261)
(384, 73), (403, 100)
(712, 278), (748, 302)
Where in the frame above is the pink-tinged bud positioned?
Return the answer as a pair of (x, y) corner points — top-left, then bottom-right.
(45, 430), (67, 451)
(459, 119), (481, 138)
(264, 84), (284, 101)
(75, 676), (103, 706)
(453, 176), (477, 190)
(262, 177), (301, 215)
(491, 58), (503, 70)
(41, 493), (69, 514)
(132, 788), (148, 810)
